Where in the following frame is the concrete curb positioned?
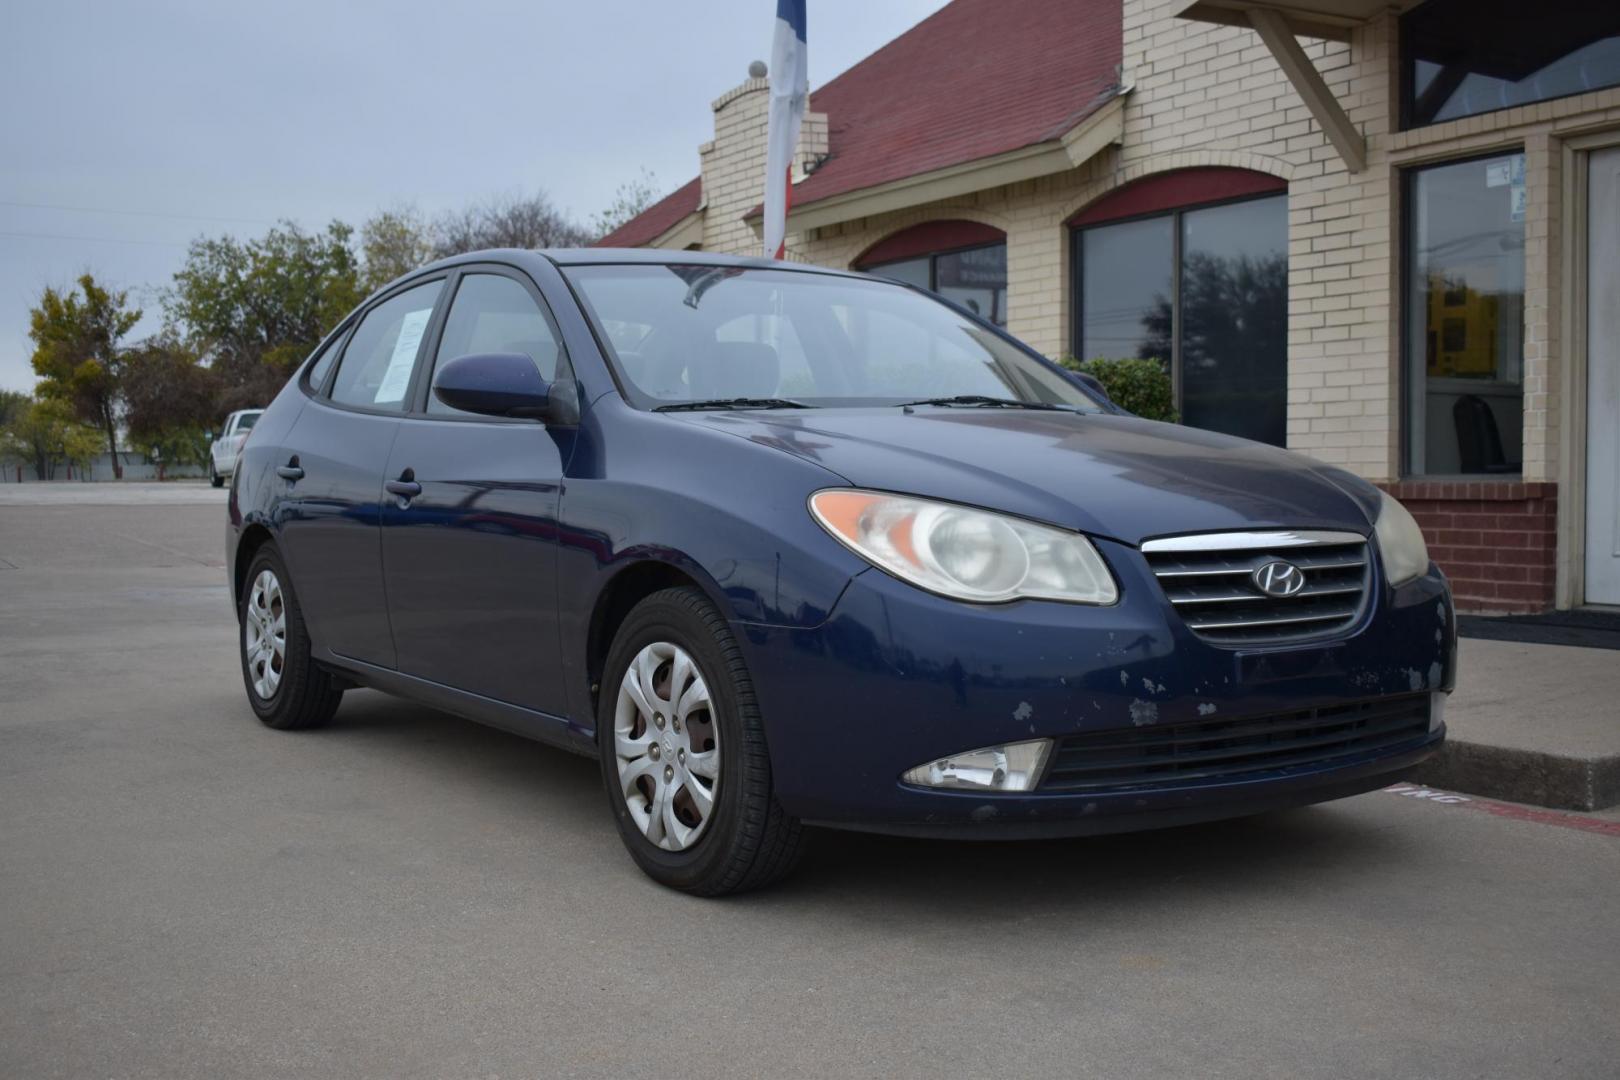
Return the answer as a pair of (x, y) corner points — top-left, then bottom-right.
(1408, 738), (1620, 812)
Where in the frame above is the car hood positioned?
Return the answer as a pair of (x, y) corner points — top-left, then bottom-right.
(678, 408), (1377, 545)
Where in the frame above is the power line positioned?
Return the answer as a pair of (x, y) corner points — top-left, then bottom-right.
(0, 230), (190, 248)
(0, 199), (273, 227)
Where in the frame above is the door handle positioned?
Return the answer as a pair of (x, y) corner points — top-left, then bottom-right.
(385, 468), (421, 500)
(276, 456), (304, 481)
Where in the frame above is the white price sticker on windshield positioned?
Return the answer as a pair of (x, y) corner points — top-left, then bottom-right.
(373, 308), (433, 403)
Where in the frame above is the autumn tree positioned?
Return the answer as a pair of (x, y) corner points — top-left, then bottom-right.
(360, 206), (435, 292)
(0, 397), (104, 480)
(166, 221), (362, 411)
(28, 274), (142, 478)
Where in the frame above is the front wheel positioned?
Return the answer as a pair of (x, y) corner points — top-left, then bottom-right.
(209, 458), (223, 488)
(239, 543), (343, 730)
(598, 587), (806, 895)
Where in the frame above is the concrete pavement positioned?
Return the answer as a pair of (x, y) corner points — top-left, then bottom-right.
(1, 487), (1617, 1079)
(1413, 636), (1620, 810)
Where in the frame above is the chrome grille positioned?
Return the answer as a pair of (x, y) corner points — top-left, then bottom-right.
(1141, 530), (1371, 646)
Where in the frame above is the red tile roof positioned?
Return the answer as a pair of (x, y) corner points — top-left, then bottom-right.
(600, 0), (1122, 247)
(792, 0), (1122, 208)
(595, 176), (703, 248)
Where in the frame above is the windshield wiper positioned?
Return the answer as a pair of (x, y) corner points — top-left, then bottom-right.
(896, 394), (1072, 411)
(653, 397), (816, 412)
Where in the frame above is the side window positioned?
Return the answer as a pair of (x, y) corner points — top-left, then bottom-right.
(304, 333), (343, 393)
(329, 280), (444, 411)
(427, 274), (563, 415)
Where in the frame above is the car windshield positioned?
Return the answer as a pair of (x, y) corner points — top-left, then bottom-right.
(563, 264), (1101, 411)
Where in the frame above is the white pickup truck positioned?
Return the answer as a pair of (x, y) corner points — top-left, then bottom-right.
(207, 409), (264, 487)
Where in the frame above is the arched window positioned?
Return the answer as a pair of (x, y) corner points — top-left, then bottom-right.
(856, 221), (1008, 326)
(1070, 168), (1288, 446)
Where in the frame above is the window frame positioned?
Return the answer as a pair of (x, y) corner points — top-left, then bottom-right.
(318, 273), (452, 418)
(862, 239), (1008, 326)
(1398, 146), (1528, 478)
(1069, 189), (1286, 416)
(298, 321), (356, 400)
(409, 262), (574, 425)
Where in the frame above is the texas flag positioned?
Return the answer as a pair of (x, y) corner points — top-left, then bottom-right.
(763, 0), (808, 259)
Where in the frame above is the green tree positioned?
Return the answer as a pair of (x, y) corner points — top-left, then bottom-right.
(123, 336), (220, 479)
(360, 206), (435, 292)
(591, 169), (663, 240)
(1, 397), (104, 480)
(0, 388), (29, 430)
(28, 274), (142, 478)
(166, 221), (362, 411)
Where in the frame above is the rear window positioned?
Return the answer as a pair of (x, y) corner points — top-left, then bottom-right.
(236, 412), (260, 431)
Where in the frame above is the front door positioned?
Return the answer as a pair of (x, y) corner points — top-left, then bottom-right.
(379, 269), (572, 716)
(1587, 146), (1620, 605)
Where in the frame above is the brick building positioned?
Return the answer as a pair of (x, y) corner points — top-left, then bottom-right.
(600, 0), (1620, 614)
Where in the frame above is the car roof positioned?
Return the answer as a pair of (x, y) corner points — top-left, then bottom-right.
(412, 247), (869, 281)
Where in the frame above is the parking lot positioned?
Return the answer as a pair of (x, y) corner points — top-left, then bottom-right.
(2, 484), (1617, 1079)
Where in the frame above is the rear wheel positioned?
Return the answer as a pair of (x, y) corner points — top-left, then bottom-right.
(239, 543), (342, 730)
(597, 587), (806, 895)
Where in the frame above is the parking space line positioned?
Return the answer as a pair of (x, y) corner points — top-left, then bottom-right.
(1383, 782), (1620, 838)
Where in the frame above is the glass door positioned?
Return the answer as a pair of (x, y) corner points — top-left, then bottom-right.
(1586, 146), (1620, 605)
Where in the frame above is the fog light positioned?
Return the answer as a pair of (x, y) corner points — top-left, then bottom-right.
(1430, 691), (1448, 733)
(901, 739), (1051, 792)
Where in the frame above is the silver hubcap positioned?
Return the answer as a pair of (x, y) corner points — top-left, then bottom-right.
(614, 641), (719, 851)
(244, 569), (286, 700)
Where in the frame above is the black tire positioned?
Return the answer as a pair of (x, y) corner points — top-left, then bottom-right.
(238, 543), (342, 730)
(209, 460), (223, 487)
(597, 587), (806, 895)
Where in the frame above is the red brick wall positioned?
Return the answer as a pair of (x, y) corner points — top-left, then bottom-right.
(1380, 481), (1556, 614)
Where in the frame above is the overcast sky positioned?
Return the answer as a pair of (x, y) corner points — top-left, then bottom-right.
(0, 0), (949, 392)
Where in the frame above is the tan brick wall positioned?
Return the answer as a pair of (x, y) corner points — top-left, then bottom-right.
(677, 4), (1620, 487)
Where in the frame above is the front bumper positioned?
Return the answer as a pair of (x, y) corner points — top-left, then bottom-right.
(737, 537), (1455, 836)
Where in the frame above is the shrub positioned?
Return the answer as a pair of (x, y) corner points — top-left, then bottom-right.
(1059, 356), (1177, 422)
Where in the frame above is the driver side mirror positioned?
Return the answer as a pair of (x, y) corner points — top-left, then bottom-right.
(204, 431), (215, 442)
(1069, 369), (1111, 402)
(432, 353), (576, 424)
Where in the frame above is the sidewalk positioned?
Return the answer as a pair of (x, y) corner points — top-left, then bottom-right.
(1412, 636), (1620, 810)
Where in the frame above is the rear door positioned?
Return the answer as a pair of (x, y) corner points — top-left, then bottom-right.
(379, 266), (571, 715)
(275, 277), (446, 668)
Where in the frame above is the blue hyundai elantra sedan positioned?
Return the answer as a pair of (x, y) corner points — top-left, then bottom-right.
(227, 248), (1453, 895)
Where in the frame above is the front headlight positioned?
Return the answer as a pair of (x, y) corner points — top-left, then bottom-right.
(809, 489), (1118, 604)
(1373, 490), (1430, 587)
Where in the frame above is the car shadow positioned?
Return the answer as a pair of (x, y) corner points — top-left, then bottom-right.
(320, 691), (1411, 915)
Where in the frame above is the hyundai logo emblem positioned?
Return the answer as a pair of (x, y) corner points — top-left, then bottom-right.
(1252, 560), (1306, 598)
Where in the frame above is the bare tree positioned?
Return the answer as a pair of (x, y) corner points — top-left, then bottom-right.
(591, 169), (663, 240)
(432, 191), (591, 257)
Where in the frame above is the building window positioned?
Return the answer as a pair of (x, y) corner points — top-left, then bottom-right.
(1401, 1), (1620, 129)
(857, 221), (1008, 326)
(1071, 172), (1288, 447)
(1404, 152), (1526, 475)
